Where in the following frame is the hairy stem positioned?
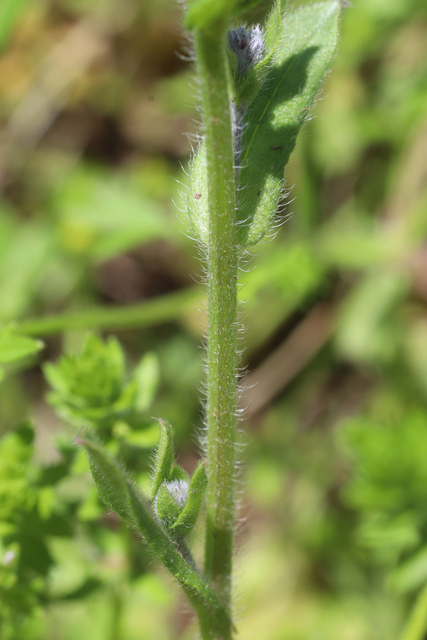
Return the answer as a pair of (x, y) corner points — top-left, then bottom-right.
(194, 21), (238, 639)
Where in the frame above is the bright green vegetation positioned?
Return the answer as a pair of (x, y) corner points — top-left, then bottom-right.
(0, 0), (426, 638)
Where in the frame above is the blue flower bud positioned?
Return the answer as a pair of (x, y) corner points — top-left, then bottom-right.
(228, 25), (265, 75)
(165, 479), (189, 509)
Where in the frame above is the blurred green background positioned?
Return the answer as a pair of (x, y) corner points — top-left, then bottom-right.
(0, 0), (427, 638)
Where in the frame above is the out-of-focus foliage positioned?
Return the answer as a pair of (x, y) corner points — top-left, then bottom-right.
(0, 326), (42, 382)
(0, 0), (426, 637)
(44, 335), (159, 442)
(343, 406), (427, 591)
(0, 423), (74, 639)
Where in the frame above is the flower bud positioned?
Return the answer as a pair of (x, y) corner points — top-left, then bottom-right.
(228, 25), (265, 75)
(155, 479), (189, 529)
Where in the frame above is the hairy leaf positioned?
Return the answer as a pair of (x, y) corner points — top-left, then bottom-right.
(237, 0), (342, 246)
(80, 435), (226, 626)
(187, 145), (209, 244)
(127, 486), (226, 627)
(187, 0), (342, 248)
(151, 420), (175, 501)
(169, 464), (190, 483)
(171, 461), (208, 538)
(79, 434), (134, 527)
(264, 0), (283, 52)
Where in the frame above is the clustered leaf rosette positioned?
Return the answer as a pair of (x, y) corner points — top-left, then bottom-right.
(151, 420), (207, 539)
(44, 334), (152, 430)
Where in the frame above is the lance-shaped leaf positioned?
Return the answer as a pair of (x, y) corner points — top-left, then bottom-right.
(237, 0), (342, 247)
(264, 0), (283, 52)
(187, 1), (342, 249)
(151, 419), (175, 501)
(78, 433), (135, 527)
(169, 464), (190, 483)
(79, 435), (227, 628)
(171, 461), (208, 538)
(188, 4), (283, 245)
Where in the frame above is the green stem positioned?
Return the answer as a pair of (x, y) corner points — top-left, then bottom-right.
(194, 21), (238, 639)
(110, 584), (123, 640)
(14, 288), (198, 336)
(398, 585), (427, 640)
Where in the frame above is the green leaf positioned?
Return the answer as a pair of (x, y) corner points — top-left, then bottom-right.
(0, 327), (43, 364)
(44, 334), (143, 429)
(335, 270), (409, 364)
(55, 166), (173, 260)
(171, 461), (208, 538)
(79, 434), (227, 627)
(391, 547), (427, 593)
(264, 0), (283, 52)
(232, 0), (266, 15)
(127, 484), (226, 627)
(188, 0), (342, 248)
(185, 0), (237, 30)
(169, 464), (190, 483)
(0, 423), (35, 526)
(0, 221), (54, 322)
(113, 421), (160, 449)
(398, 583), (427, 640)
(44, 335), (125, 407)
(78, 434), (135, 527)
(151, 420), (175, 501)
(237, 0), (342, 247)
(132, 352), (159, 412)
(187, 145), (209, 244)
